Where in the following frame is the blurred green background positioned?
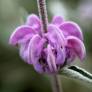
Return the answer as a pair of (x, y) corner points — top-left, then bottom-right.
(0, 0), (92, 92)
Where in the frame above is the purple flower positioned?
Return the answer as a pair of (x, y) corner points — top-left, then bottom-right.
(9, 14), (86, 74)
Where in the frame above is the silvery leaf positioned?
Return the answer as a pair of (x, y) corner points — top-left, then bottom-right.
(59, 65), (92, 83)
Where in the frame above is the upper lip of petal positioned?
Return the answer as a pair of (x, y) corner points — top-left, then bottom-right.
(51, 15), (64, 26)
(46, 24), (66, 48)
(9, 25), (36, 46)
(26, 14), (41, 33)
(59, 21), (83, 41)
(66, 36), (86, 61)
(26, 14), (41, 26)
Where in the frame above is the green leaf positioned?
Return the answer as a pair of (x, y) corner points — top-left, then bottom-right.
(59, 65), (92, 83)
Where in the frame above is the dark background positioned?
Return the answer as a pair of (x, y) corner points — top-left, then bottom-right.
(0, 0), (92, 92)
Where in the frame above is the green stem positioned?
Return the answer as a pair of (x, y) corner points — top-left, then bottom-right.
(51, 75), (63, 92)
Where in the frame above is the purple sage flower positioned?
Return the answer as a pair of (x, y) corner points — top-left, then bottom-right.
(9, 14), (86, 74)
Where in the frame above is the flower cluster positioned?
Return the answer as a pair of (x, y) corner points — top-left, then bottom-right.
(9, 14), (86, 73)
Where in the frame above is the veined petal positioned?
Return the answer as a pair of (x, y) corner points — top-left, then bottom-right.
(56, 48), (65, 65)
(47, 44), (57, 72)
(19, 34), (33, 63)
(26, 14), (41, 32)
(52, 16), (64, 26)
(65, 47), (76, 64)
(59, 21), (83, 40)
(19, 44), (29, 62)
(18, 34), (34, 44)
(66, 36), (86, 60)
(9, 25), (35, 46)
(46, 24), (66, 49)
(28, 34), (45, 65)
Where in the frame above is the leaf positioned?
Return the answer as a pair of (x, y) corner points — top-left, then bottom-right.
(59, 65), (92, 83)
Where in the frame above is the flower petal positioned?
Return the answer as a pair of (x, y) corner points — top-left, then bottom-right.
(46, 24), (66, 49)
(52, 16), (64, 26)
(59, 21), (83, 40)
(66, 36), (86, 60)
(9, 25), (35, 45)
(65, 47), (76, 64)
(47, 44), (57, 73)
(19, 34), (33, 63)
(26, 14), (41, 32)
(28, 34), (46, 65)
(19, 44), (29, 62)
(56, 48), (66, 65)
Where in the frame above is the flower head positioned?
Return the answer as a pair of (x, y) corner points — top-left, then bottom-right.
(9, 14), (86, 74)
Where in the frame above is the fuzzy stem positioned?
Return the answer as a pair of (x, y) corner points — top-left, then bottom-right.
(37, 0), (48, 33)
(37, 0), (62, 92)
(51, 75), (63, 92)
